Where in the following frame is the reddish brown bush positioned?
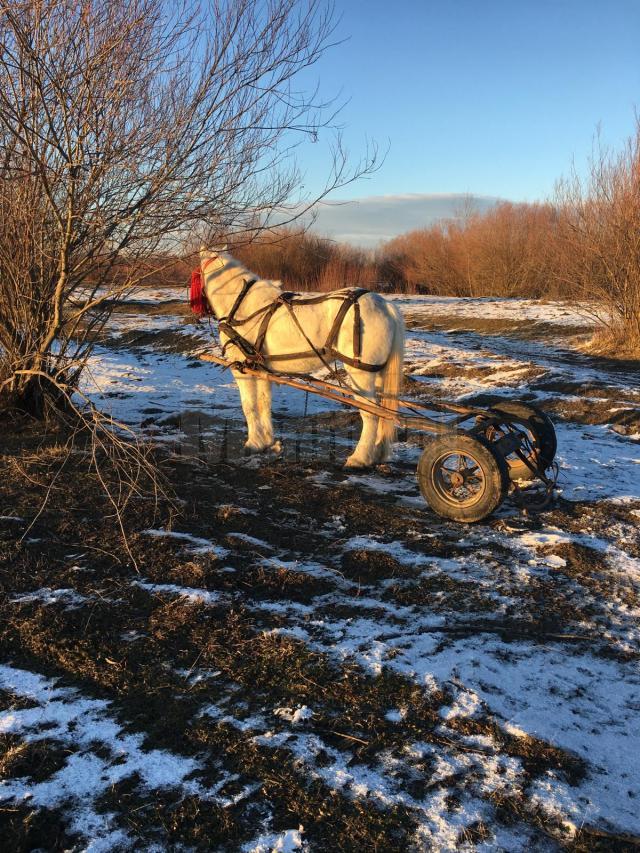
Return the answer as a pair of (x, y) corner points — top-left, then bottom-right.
(230, 229), (379, 291)
(555, 125), (640, 352)
(379, 202), (561, 298)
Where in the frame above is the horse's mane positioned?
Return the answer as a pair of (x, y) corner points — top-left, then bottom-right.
(220, 252), (252, 275)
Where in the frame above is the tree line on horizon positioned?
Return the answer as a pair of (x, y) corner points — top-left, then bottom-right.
(229, 200), (560, 298)
(225, 130), (640, 354)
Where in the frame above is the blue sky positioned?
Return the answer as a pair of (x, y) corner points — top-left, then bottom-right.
(294, 0), (639, 238)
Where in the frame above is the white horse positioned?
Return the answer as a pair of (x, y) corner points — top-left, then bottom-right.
(199, 248), (404, 468)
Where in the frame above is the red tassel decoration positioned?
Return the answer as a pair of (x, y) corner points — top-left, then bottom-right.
(189, 269), (212, 317)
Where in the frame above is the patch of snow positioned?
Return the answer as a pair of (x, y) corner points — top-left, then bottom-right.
(384, 708), (407, 723)
(544, 554), (568, 568)
(245, 535), (640, 837)
(553, 422), (640, 502)
(260, 557), (344, 586)
(0, 664), (247, 849)
(135, 581), (222, 606)
(274, 706), (314, 725)
(439, 690), (482, 721)
(340, 535), (433, 569)
(143, 528), (229, 558)
(10, 588), (87, 608)
(518, 530), (574, 549)
(243, 826), (305, 853)
(227, 532), (274, 550)
(388, 294), (599, 327)
(343, 473), (414, 495)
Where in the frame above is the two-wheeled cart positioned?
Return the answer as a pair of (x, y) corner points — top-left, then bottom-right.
(201, 354), (558, 523)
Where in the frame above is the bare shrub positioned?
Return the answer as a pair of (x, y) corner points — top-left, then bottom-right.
(555, 126), (640, 352)
(316, 244), (378, 291)
(231, 229), (335, 289)
(379, 226), (460, 295)
(228, 227), (378, 291)
(456, 203), (561, 299)
(378, 202), (560, 298)
(0, 0), (377, 541)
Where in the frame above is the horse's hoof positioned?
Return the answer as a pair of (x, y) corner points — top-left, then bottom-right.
(244, 442), (268, 455)
(344, 455), (370, 469)
(244, 440), (279, 455)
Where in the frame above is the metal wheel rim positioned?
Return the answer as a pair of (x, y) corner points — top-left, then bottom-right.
(487, 423), (538, 469)
(430, 449), (487, 508)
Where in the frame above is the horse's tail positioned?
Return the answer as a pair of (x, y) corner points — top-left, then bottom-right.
(375, 303), (405, 457)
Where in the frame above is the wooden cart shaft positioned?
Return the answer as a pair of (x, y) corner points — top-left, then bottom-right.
(199, 353), (487, 435)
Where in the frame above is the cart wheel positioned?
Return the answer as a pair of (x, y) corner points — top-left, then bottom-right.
(417, 433), (509, 523)
(482, 401), (557, 482)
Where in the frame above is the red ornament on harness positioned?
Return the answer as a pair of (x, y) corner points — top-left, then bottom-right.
(189, 269), (212, 317)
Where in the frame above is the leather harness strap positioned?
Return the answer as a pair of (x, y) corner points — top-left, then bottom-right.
(219, 277), (257, 324)
(215, 282), (385, 373)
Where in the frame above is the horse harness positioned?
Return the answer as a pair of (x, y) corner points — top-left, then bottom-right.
(215, 278), (386, 373)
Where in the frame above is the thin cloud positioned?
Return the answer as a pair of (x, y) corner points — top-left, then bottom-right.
(299, 193), (500, 247)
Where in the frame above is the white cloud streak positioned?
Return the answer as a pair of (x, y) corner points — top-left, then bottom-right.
(298, 193), (500, 248)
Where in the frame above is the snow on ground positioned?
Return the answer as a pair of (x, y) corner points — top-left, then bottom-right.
(120, 287), (597, 327)
(142, 528), (230, 558)
(243, 827), (305, 853)
(89, 531), (640, 843)
(82, 290), (640, 461)
(404, 327), (640, 396)
(4, 287), (640, 848)
(553, 421), (640, 501)
(0, 664), (255, 852)
(92, 291), (640, 830)
(82, 343), (338, 433)
(388, 293), (603, 327)
(122, 287), (186, 305)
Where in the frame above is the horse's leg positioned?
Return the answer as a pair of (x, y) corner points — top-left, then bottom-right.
(255, 377), (281, 452)
(343, 369), (379, 468)
(373, 369), (393, 463)
(233, 371), (272, 453)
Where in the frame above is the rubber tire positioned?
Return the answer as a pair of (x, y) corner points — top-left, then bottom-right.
(485, 401), (557, 482)
(417, 432), (510, 523)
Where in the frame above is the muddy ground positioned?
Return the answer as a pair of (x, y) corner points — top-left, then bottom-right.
(1, 292), (640, 852)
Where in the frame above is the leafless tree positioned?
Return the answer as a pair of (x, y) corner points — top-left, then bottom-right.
(0, 0), (376, 418)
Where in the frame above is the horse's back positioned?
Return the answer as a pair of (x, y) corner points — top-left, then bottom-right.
(261, 285), (401, 372)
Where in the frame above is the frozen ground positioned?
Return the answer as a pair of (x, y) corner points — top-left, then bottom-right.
(1, 287), (639, 851)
